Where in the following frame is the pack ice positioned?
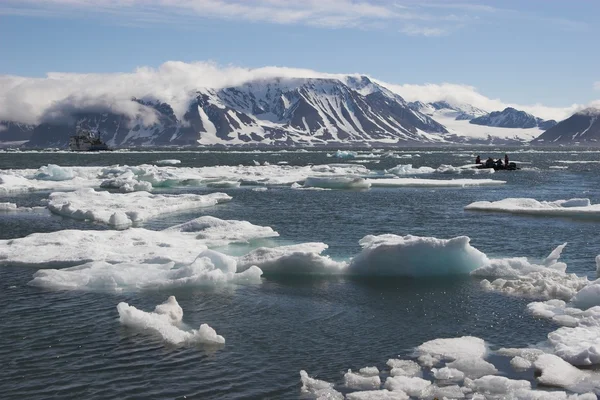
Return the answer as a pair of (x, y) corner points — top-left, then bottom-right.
(465, 198), (600, 219)
(47, 189), (231, 229)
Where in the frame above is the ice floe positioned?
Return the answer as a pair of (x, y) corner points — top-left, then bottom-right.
(472, 243), (589, 300)
(303, 176), (371, 190)
(0, 216), (277, 267)
(154, 159), (181, 165)
(47, 189), (231, 229)
(29, 251), (263, 292)
(368, 177), (505, 188)
(348, 235), (489, 277)
(465, 198), (600, 219)
(117, 296), (225, 345)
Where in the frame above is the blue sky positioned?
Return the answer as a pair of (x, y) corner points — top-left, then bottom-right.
(0, 0), (599, 110)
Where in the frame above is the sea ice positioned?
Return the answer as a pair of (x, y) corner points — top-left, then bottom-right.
(345, 389), (408, 400)
(117, 296), (225, 345)
(29, 251), (263, 292)
(299, 370), (343, 400)
(164, 216), (279, 247)
(415, 336), (488, 367)
(383, 376), (431, 397)
(154, 159), (181, 165)
(367, 177), (505, 188)
(236, 243), (346, 275)
(348, 235), (489, 277)
(303, 176), (371, 190)
(465, 198), (600, 219)
(47, 189), (231, 228)
(344, 369), (382, 390)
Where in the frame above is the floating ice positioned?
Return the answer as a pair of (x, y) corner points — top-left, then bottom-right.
(47, 189), (231, 229)
(416, 336), (488, 367)
(548, 326), (600, 366)
(367, 177), (505, 188)
(328, 150), (357, 159)
(345, 390), (408, 400)
(383, 376), (431, 397)
(386, 164), (435, 176)
(0, 228), (207, 266)
(29, 250), (263, 292)
(465, 198), (600, 219)
(117, 296), (225, 345)
(303, 176), (371, 190)
(299, 370), (343, 400)
(205, 180), (241, 188)
(164, 216), (279, 247)
(387, 359), (422, 377)
(465, 375), (531, 395)
(431, 367), (465, 382)
(359, 367), (380, 377)
(534, 354), (600, 394)
(510, 356), (533, 370)
(154, 159), (181, 165)
(32, 164), (76, 181)
(344, 369), (382, 390)
(571, 281), (600, 309)
(236, 243), (346, 275)
(446, 357), (498, 379)
(348, 235), (489, 277)
(473, 243), (589, 300)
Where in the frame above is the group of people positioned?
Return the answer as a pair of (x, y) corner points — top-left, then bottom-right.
(475, 154), (509, 168)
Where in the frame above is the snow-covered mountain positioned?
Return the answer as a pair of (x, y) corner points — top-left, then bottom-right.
(407, 101), (543, 144)
(22, 76), (454, 148)
(531, 108), (600, 144)
(0, 121), (35, 142)
(469, 107), (557, 130)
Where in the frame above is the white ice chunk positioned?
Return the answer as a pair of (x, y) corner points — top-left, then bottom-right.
(548, 325), (600, 366)
(367, 177), (505, 188)
(154, 159), (181, 165)
(465, 198), (600, 219)
(386, 164), (435, 176)
(164, 216), (279, 247)
(345, 390), (408, 400)
(446, 357), (498, 379)
(359, 367), (380, 377)
(304, 176), (371, 190)
(32, 164), (76, 181)
(117, 296), (225, 345)
(534, 354), (600, 393)
(432, 366), (465, 382)
(299, 370), (344, 400)
(47, 189), (231, 228)
(511, 356), (533, 370)
(344, 369), (382, 390)
(349, 235), (489, 277)
(29, 251), (263, 292)
(466, 375), (531, 395)
(571, 281), (600, 310)
(386, 360), (421, 377)
(384, 376), (431, 397)
(416, 336), (487, 367)
(236, 243), (346, 275)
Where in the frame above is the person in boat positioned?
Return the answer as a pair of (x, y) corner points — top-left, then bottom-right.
(485, 157), (494, 167)
(475, 155), (481, 164)
(495, 158), (503, 168)
(504, 154), (509, 166)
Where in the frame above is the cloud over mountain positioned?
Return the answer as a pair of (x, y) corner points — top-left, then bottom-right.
(0, 61), (594, 126)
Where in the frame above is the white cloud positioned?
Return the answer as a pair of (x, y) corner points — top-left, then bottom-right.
(594, 81), (600, 91)
(377, 81), (585, 121)
(400, 24), (448, 37)
(0, 61), (594, 125)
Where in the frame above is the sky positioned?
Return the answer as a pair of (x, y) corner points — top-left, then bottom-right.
(0, 0), (599, 123)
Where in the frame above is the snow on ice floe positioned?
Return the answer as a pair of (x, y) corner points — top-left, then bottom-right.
(386, 163), (494, 176)
(300, 335), (599, 399)
(347, 235), (489, 277)
(117, 296), (225, 345)
(465, 198), (600, 219)
(236, 243), (346, 275)
(164, 216), (279, 247)
(154, 159), (181, 166)
(303, 176), (371, 190)
(367, 177), (504, 188)
(30, 250), (263, 292)
(47, 189), (231, 229)
(472, 243), (590, 300)
(0, 216), (278, 267)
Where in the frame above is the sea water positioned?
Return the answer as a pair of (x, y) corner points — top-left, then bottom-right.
(1, 147), (600, 399)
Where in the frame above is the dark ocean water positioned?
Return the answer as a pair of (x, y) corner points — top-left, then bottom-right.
(1, 147), (599, 399)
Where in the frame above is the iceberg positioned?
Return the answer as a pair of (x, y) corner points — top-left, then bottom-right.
(348, 235), (489, 277)
(367, 177), (505, 188)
